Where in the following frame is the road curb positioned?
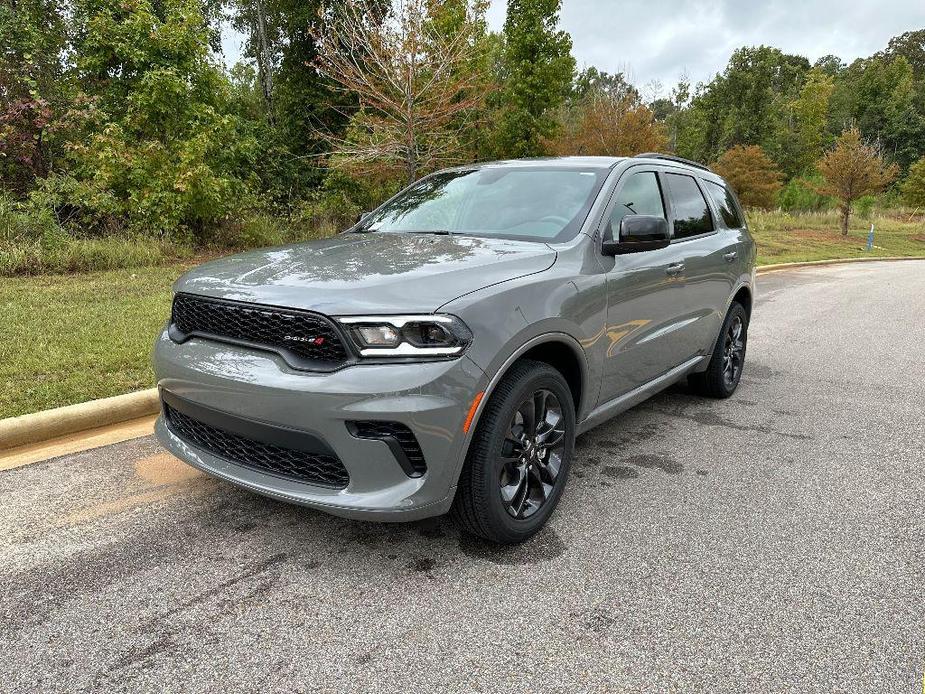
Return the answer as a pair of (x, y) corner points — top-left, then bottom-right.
(756, 255), (925, 274)
(0, 389), (159, 451)
(2, 255), (923, 453)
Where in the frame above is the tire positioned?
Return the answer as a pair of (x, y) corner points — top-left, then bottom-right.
(451, 359), (576, 544)
(689, 301), (748, 399)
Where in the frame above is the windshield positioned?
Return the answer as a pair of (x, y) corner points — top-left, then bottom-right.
(359, 167), (608, 242)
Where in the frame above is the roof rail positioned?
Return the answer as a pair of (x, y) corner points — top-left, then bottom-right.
(633, 152), (712, 172)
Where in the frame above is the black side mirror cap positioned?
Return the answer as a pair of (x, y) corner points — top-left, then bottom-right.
(602, 215), (671, 256)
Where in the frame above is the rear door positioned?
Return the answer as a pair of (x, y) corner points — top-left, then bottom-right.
(598, 168), (693, 402)
(673, 175), (743, 355)
(660, 172), (739, 358)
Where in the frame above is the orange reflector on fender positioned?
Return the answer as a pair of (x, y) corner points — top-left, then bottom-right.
(463, 391), (485, 433)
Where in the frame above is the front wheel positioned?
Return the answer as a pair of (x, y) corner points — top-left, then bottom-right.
(452, 360), (575, 544)
(689, 302), (748, 398)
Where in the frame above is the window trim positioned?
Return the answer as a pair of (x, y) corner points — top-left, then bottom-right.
(659, 171), (718, 243)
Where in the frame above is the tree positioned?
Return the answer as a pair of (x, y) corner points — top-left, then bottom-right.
(878, 30), (925, 82)
(44, 0), (257, 237)
(229, 0), (354, 206)
(572, 67), (638, 103)
(829, 56), (925, 169)
(0, 0), (68, 191)
(783, 68), (835, 175)
(310, 0), (488, 184)
(491, 0), (574, 158)
(677, 46), (809, 164)
(900, 156), (925, 207)
(546, 92), (667, 157)
(815, 128), (898, 234)
(712, 145), (783, 209)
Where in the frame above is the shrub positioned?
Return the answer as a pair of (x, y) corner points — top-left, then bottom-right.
(779, 174), (834, 212)
(0, 191), (189, 275)
(0, 191), (60, 242)
(900, 156), (925, 207)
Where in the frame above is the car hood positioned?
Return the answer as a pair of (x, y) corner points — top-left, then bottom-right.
(175, 232), (557, 314)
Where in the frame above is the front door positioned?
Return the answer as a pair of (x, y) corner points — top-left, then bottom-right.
(598, 168), (693, 403)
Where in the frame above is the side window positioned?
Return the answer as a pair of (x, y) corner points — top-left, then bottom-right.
(664, 173), (714, 239)
(608, 172), (665, 237)
(705, 180), (746, 229)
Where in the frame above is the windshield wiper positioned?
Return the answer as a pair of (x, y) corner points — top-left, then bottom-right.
(404, 230), (455, 236)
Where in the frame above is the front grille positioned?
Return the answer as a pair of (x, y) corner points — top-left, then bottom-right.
(165, 403), (350, 489)
(170, 293), (350, 370)
(348, 421), (427, 477)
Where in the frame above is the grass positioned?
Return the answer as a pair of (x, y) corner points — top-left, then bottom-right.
(2, 209), (924, 419)
(747, 208), (925, 265)
(0, 264), (189, 418)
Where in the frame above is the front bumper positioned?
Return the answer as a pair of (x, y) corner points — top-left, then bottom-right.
(153, 329), (486, 521)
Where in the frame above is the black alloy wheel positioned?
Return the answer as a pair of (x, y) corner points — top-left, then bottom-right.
(689, 301), (749, 399)
(452, 359), (576, 544)
(499, 389), (567, 519)
(722, 314), (746, 388)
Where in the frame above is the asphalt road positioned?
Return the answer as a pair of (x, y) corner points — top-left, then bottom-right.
(2, 261), (924, 693)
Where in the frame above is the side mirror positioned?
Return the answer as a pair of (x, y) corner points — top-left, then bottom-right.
(355, 211), (370, 225)
(602, 215), (671, 256)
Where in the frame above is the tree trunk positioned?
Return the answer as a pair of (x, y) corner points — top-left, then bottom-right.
(840, 203), (850, 236)
(254, 0), (274, 125)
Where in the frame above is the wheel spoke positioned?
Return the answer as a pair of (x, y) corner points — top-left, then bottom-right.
(512, 474), (529, 516)
(501, 464), (527, 503)
(503, 435), (525, 455)
(518, 400), (536, 437)
(532, 391), (548, 435)
(731, 318), (742, 341)
(538, 426), (565, 448)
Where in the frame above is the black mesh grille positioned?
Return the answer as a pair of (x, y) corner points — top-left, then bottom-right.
(171, 293), (350, 369)
(349, 421), (427, 476)
(165, 404), (350, 489)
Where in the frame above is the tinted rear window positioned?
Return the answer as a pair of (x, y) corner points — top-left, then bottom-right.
(664, 173), (714, 239)
(705, 180), (746, 228)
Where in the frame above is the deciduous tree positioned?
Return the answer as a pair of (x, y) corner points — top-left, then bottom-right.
(491, 0), (574, 158)
(815, 128), (898, 234)
(310, 0), (488, 184)
(784, 68), (835, 175)
(712, 145), (783, 209)
(546, 92), (667, 157)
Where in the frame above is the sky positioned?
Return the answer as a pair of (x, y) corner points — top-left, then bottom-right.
(222, 0), (925, 97)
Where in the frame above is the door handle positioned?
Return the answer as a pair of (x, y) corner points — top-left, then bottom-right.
(723, 251), (738, 262)
(665, 262), (685, 276)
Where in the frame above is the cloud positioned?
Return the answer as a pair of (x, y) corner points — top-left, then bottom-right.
(485, 0), (925, 95)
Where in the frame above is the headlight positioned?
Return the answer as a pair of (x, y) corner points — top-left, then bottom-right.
(337, 315), (472, 358)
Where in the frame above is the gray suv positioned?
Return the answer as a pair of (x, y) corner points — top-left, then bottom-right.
(154, 154), (755, 544)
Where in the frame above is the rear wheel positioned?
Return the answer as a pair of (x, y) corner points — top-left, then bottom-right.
(452, 359), (575, 544)
(689, 302), (748, 398)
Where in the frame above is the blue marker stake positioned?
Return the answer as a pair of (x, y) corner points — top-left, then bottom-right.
(866, 224), (874, 251)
